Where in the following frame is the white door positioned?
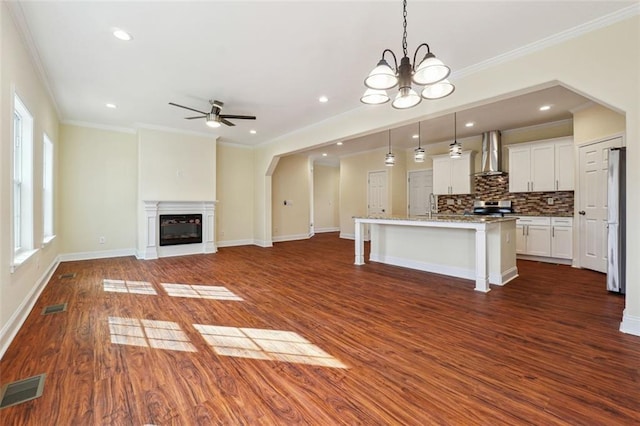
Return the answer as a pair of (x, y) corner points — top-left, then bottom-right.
(408, 170), (433, 216)
(578, 137), (622, 272)
(368, 170), (388, 215)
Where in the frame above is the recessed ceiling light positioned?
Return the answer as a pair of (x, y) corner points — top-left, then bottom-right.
(112, 29), (133, 41)
(539, 105), (551, 111)
(465, 122), (474, 127)
(318, 96), (329, 103)
(322, 153), (328, 157)
(250, 130), (257, 134)
(412, 134), (419, 139)
(336, 141), (343, 146)
(105, 103), (117, 109)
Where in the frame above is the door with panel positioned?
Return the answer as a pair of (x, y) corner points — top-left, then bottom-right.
(408, 169), (433, 216)
(367, 170), (388, 216)
(578, 137), (622, 273)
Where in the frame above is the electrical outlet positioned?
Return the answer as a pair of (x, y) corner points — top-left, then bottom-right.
(457, 199), (462, 205)
(547, 197), (554, 205)
(99, 236), (106, 244)
(446, 199), (455, 205)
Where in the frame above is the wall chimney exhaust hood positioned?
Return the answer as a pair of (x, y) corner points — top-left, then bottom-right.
(476, 130), (506, 175)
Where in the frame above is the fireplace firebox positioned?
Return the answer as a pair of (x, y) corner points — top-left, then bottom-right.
(159, 214), (203, 246)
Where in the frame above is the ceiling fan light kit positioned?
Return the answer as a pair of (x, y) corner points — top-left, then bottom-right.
(169, 99), (256, 128)
(362, 0), (455, 109)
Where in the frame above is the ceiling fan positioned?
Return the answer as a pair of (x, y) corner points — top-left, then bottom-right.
(169, 99), (256, 128)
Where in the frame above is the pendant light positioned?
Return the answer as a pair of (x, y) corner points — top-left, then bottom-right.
(414, 121), (425, 162)
(361, 0), (455, 109)
(385, 130), (395, 166)
(449, 112), (462, 158)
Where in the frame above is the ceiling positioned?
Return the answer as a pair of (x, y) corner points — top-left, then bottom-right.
(11, 1), (636, 152)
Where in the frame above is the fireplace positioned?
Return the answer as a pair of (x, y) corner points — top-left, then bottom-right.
(159, 214), (203, 246)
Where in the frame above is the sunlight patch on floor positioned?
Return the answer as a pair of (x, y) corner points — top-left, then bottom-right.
(108, 317), (196, 352)
(103, 279), (157, 295)
(161, 283), (242, 301)
(193, 324), (347, 368)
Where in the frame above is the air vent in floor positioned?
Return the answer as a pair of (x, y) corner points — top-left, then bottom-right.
(59, 273), (76, 279)
(0, 373), (46, 409)
(41, 303), (68, 315)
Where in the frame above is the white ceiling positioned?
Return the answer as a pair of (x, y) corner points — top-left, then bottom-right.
(12, 1), (636, 151)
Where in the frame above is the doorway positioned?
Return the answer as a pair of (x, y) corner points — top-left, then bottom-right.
(367, 170), (388, 215)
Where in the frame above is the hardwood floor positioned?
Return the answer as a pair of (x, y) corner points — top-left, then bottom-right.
(1, 233), (639, 425)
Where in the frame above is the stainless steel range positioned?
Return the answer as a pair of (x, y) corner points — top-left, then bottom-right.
(473, 200), (513, 217)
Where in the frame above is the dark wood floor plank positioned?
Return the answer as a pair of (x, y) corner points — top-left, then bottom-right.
(1, 233), (639, 424)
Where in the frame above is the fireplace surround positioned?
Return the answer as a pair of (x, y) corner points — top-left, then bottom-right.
(141, 201), (216, 259)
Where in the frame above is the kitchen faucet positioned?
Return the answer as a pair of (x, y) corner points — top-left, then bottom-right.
(428, 193), (437, 218)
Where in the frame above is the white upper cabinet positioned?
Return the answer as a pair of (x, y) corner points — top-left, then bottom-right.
(432, 151), (475, 195)
(554, 140), (574, 191)
(508, 137), (574, 193)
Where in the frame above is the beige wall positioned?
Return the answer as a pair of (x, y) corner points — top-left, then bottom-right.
(1, 3), (61, 355)
(339, 148), (407, 237)
(216, 143), (254, 245)
(313, 164), (339, 232)
(59, 125), (137, 254)
(252, 16), (640, 328)
(573, 104), (625, 144)
(138, 128), (217, 202)
(272, 155), (311, 239)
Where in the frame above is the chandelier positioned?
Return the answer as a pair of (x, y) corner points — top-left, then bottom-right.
(385, 130), (395, 166)
(361, 0), (455, 109)
(449, 112), (462, 158)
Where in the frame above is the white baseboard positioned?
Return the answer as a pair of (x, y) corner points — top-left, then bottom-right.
(272, 233), (310, 243)
(59, 248), (137, 262)
(217, 239), (255, 248)
(492, 266), (519, 286)
(315, 227), (339, 233)
(0, 257), (60, 359)
(253, 239), (273, 248)
(369, 254), (476, 282)
(620, 310), (640, 337)
(516, 254), (572, 265)
(340, 232), (355, 240)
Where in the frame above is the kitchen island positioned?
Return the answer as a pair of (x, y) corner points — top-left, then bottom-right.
(354, 215), (518, 292)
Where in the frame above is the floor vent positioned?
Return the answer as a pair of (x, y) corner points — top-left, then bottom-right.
(59, 273), (76, 279)
(42, 303), (68, 315)
(0, 374), (46, 409)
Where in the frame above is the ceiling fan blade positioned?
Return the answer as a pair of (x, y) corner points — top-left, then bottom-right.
(220, 114), (256, 120)
(169, 102), (208, 115)
(220, 118), (235, 127)
(185, 116), (206, 120)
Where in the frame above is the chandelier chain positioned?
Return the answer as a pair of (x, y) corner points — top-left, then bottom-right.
(402, 0), (408, 57)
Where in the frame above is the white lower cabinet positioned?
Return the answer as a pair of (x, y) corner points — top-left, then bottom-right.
(516, 216), (573, 261)
(516, 217), (551, 256)
(551, 217), (573, 259)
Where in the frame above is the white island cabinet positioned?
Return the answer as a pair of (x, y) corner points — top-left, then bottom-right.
(354, 215), (518, 293)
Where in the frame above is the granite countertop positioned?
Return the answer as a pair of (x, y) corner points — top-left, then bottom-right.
(506, 213), (574, 218)
(355, 214), (517, 224)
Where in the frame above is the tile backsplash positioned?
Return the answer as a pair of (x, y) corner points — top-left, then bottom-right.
(437, 174), (574, 216)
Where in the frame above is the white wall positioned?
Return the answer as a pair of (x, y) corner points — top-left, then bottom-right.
(1, 3), (61, 356)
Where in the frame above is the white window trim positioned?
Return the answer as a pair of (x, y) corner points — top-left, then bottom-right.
(12, 92), (37, 273)
(43, 132), (55, 243)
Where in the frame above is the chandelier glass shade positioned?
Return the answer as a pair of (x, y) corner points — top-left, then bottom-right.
(362, 0), (455, 109)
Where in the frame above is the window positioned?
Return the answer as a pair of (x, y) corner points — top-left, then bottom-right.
(13, 94), (34, 267)
(43, 133), (54, 242)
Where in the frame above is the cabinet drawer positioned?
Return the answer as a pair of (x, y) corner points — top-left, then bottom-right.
(552, 217), (573, 227)
(516, 216), (551, 226)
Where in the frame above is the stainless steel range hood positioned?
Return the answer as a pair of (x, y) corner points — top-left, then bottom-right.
(477, 130), (506, 175)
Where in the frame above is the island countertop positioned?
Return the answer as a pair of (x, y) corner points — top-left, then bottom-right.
(353, 214), (517, 224)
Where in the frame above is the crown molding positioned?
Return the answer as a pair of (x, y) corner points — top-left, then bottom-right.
(62, 120), (137, 135)
(134, 123), (219, 140)
(455, 4), (640, 80)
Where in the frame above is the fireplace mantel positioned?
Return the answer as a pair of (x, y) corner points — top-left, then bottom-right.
(140, 200), (216, 259)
